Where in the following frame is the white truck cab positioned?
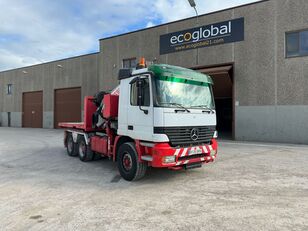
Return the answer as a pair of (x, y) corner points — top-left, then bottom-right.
(118, 64), (217, 146)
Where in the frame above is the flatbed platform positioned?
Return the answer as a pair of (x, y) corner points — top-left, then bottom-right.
(59, 122), (85, 130)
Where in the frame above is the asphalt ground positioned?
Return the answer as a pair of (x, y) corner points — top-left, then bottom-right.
(0, 127), (307, 231)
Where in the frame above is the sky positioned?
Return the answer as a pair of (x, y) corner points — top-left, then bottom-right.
(0, 0), (260, 71)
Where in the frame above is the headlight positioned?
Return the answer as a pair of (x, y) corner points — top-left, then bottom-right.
(213, 130), (218, 138)
(162, 156), (176, 163)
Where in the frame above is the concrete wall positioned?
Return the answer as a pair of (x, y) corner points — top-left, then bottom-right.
(99, 0), (308, 144)
(235, 0), (308, 143)
(0, 53), (99, 128)
(236, 106), (308, 144)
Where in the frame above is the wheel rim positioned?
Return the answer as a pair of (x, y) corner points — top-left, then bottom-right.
(79, 141), (86, 158)
(68, 138), (73, 153)
(122, 152), (132, 172)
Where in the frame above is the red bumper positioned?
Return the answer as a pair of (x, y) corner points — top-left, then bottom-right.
(146, 139), (218, 169)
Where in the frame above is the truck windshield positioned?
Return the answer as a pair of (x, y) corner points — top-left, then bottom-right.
(154, 79), (215, 109)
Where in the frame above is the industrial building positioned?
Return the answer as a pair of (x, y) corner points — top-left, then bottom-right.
(1, 0), (308, 144)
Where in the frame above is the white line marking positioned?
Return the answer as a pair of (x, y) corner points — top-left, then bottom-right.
(202, 146), (208, 153)
(174, 149), (180, 156)
(181, 148), (188, 157)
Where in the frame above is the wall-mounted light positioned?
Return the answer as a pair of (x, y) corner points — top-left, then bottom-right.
(22, 70), (28, 74)
(57, 64), (63, 68)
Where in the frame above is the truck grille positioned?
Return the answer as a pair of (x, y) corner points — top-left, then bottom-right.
(154, 126), (216, 147)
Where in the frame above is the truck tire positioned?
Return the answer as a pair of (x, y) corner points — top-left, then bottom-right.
(66, 133), (77, 156)
(77, 136), (94, 162)
(117, 142), (147, 181)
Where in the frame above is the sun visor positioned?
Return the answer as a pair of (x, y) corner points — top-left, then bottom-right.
(149, 64), (213, 85)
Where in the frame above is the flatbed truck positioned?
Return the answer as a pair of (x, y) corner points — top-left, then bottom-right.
(60, 60), (218, 181)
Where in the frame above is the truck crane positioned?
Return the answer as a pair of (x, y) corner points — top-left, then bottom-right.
(60, 59), (218, 181)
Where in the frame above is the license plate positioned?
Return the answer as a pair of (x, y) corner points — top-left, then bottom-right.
(188, 147), (203, 155)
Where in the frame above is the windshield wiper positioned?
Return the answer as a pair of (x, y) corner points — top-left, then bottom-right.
(159, 102), (190, 113)
(192, 105), (215, 113)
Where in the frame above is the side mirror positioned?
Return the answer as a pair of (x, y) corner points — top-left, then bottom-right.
(129, 76), (149, 115)
(137, 79), (148, 115)
(137, 79), (144, 106)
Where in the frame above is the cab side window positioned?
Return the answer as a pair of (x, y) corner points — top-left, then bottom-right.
(130, 78), (150, 106)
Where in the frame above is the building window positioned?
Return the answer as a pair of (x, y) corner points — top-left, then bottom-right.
(130, 78), (150, 106)
(123, 58), (137, 68)
(286, 30), (308, 58)
(7, 84), (12, 95)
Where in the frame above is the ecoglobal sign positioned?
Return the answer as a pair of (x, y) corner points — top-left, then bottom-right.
(160, 17), (244, 55)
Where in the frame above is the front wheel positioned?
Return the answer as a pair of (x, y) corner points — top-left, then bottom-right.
(117, 142), (147, 181)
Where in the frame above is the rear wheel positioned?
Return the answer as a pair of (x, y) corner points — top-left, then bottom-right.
(77, 136), (93, 162)
(66, 133), (77, 156)
(117, 142), (147, 181)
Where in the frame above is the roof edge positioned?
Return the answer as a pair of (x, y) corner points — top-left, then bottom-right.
(0, 52), (99, 74)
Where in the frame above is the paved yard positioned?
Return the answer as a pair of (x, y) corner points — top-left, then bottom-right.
(0, 127), (307, 231)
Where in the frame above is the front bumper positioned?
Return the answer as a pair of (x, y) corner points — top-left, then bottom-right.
(146, 139), (218, 169)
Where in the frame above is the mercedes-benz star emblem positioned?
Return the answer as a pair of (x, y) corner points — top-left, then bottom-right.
(190, 128), (199, 141)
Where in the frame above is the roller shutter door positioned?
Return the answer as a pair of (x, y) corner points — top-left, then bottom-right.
(54, 87), (81, 128)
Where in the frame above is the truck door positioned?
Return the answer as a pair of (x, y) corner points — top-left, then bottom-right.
(127, 74), (153, 141)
